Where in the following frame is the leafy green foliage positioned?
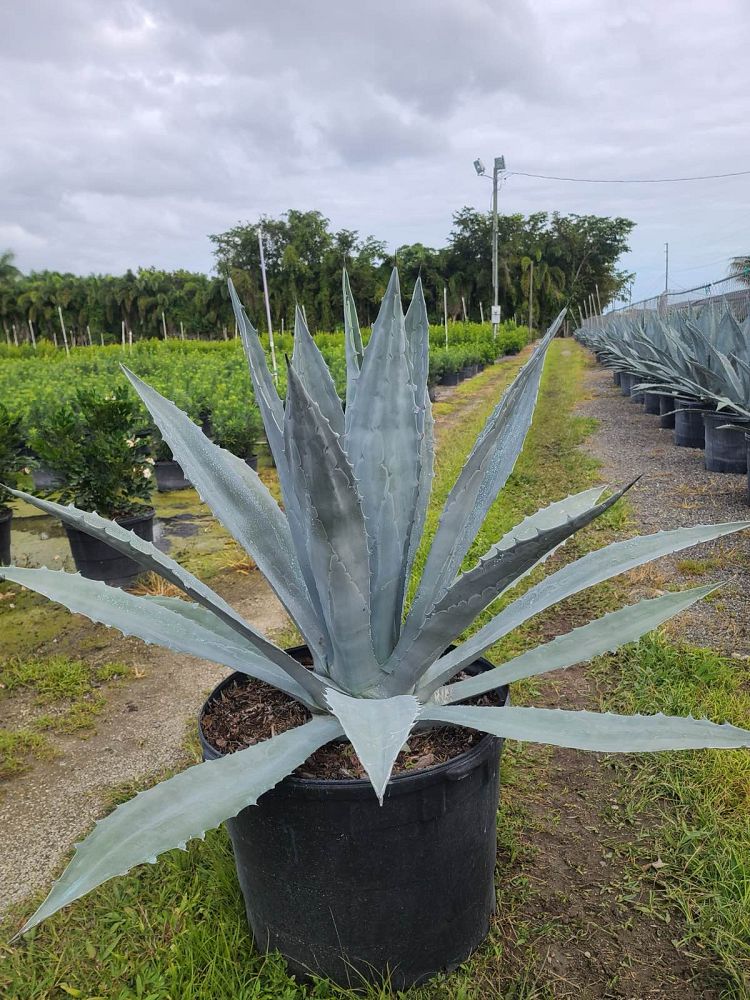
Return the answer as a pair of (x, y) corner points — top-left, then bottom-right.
(28, 386), (153, 519)
(0, 402), (24, 508)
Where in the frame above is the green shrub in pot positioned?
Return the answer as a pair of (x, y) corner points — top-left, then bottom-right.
(28, 386), (153, 520)
(0, 403), (24, 513)
(3, 270), (750, 957)
(0, 403), (24, 564)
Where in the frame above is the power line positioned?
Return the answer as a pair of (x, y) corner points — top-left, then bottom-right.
(508, 168), (750, 184)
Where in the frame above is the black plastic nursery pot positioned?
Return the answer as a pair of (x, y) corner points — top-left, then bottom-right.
(703, 412), (748, 474)
(245, 454), (258, 472)
(199, 649), (508, 990)
(642, 391), (661, 415)
(64, 507), (154, 587)
(154, 460), (191, 492)
(628, 377), (645, 404)
(674, 398), (708, 449)
(439, 371), (460, 387)
(0, 507), (11, 565)
(612, 371), (621, 386)
(619, 372), (633, 396)
(658, 394), (677, 429)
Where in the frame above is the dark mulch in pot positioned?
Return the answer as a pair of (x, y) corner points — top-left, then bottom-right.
(201, 673), (497, 780)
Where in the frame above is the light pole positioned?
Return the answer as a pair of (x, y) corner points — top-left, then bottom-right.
(474, 155), (506, 339)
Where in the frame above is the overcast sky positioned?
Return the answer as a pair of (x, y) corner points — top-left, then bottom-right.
(1, 0), (748, 301)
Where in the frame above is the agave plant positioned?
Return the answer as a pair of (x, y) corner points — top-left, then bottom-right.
(5, 270), (750, 937)
(578, 303), (750, 419)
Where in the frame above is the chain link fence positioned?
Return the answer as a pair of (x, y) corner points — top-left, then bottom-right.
(608, 273), (750, 322)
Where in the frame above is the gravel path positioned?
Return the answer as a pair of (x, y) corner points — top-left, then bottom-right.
(579, 364), (750, 656)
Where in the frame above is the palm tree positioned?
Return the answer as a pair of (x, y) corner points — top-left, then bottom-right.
(728, 256), (750, 286)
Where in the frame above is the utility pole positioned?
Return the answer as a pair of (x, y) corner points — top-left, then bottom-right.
(474, 155), (505, 339)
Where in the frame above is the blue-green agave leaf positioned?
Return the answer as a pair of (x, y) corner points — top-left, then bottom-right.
(344, 268), (421, 663)
(401, 311), (565, 652)
(0, 566), (315, 704)
(5, 487), (321, 701)
(343, 269), (364, 410)
(284, 364), (380, 691)
(391, 485), (623, 687)
(229, 280), (332, 666)
(431, 585), (717, 703)
(325, 688), (420, 803)
(422, 704), (750, 753)
(422, 520), (750, 687)
(402, 276), (434, 598)
(122, 367), (327, 664)
(292, 304), (344, 435)
(18, 716), (342, 935)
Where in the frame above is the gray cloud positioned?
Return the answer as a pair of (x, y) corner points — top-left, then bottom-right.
(1, 0), (748, 299)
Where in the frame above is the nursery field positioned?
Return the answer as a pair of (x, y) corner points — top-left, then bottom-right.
(1, 339), (749, 999)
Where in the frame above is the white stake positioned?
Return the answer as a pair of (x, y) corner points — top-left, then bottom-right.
(222, 325), (228, 341)
(121, 320), (126, 349)
(86, 324), (93, 346)
(12, 323), (18, 347)
(234, 319), (238, 339)
(528, 259), (534, 334)
(100, 331), (104, 347)
(28, 317), (36, 349)
(461, 296), (468, 322)
(4, 324), (10, 346)
(443, 286), (449, 348)
(57, 306), (70, 356)
(257, 227), (278, 384)
(161, 311), (168, 340)
(180, 321), (185, 341)
(479, 301), (484, 324)
(128, 326), (133, 350)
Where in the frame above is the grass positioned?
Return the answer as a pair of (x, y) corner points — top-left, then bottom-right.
(598, 636), (750, 995)
(0, 728), (54, 778)
(0, 655), (133, 746)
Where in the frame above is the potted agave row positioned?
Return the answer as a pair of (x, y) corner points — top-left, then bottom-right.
(4, 271), (750, 988)
(578, 302), (750, 491)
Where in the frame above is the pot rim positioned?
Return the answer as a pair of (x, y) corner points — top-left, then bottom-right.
(199, 645), (509, 794)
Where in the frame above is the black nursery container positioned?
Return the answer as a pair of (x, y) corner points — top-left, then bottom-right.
(620, 372), (633, 396)
(199, 651), (508, 990)
(643, 392), (661, 415)
(703, 413), (748, 474)
(65, 508), (154, 587)
(440, 371), (460, 387)
(674, 399), (708, 449)
(612, 371), (621, 387)
(0, 507), (11, 565)
(659, 394), (676, 429)
(154, 460), (191, 492)
(628, 376), (645, 404)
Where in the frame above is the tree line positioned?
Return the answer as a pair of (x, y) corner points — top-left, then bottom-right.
(0, 208), (634, 345)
